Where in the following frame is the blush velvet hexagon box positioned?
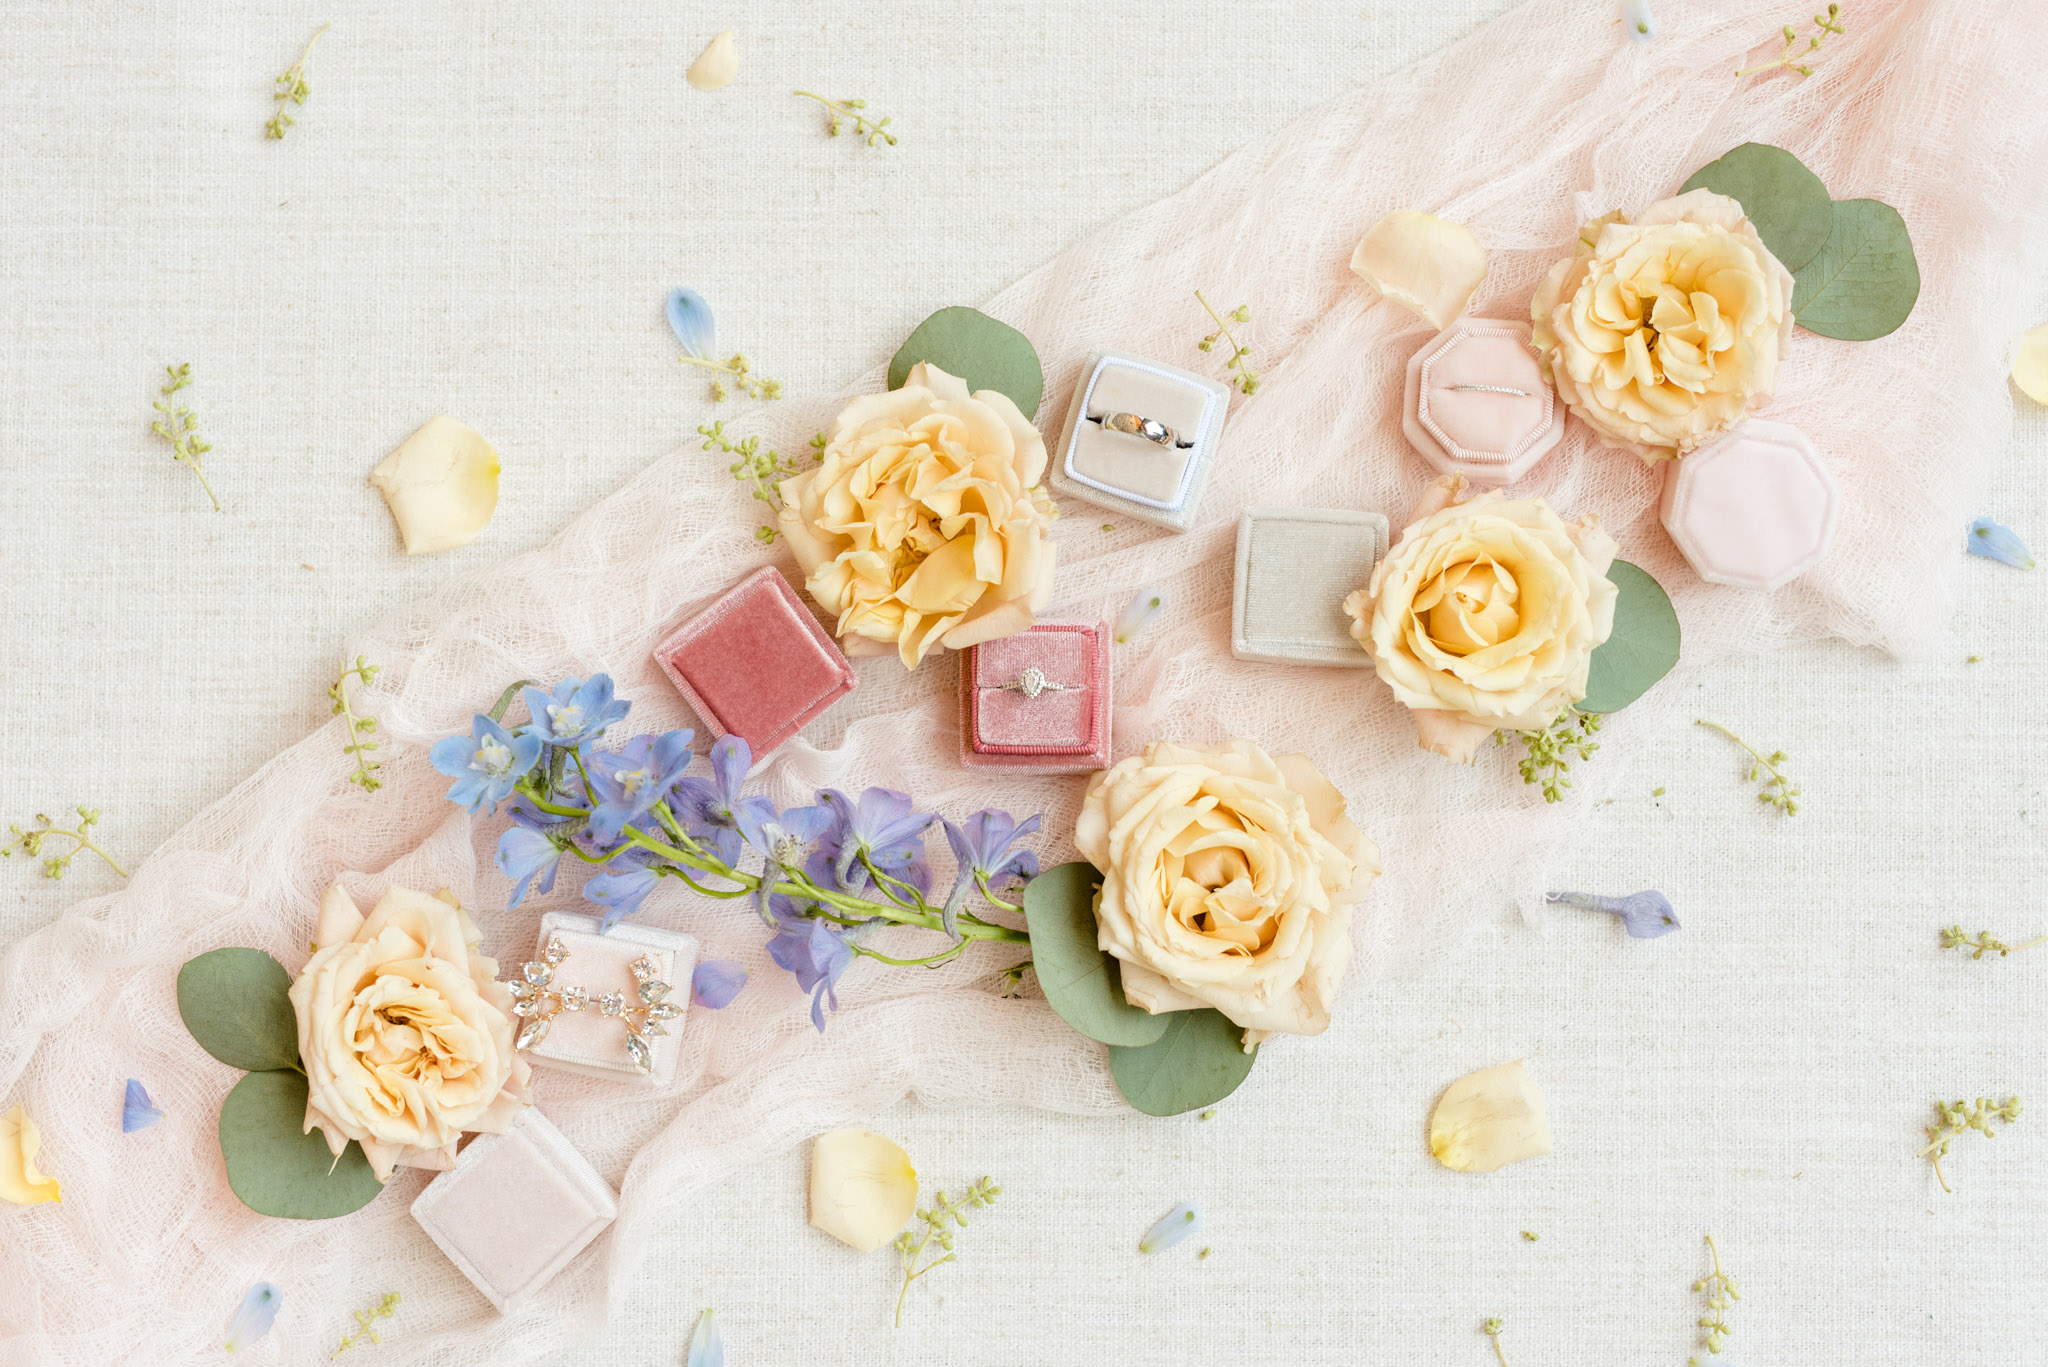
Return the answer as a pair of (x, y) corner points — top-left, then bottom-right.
(1402, 319), (1562, 486)
(958, 620), (1111, 772)
(1660, 419), (1840, 591)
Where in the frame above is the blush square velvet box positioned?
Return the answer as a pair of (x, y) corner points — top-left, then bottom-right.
(1231, 507), (1390, 667)
(958, 620), (1111, 772)
(653, 566), (856, 758)
(1048, 351), (1232, 532)
(523, 911), (697, 1087)
(410, 1107), (617, 1315)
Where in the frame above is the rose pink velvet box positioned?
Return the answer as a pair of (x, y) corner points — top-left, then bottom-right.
(1402, 319), (1562, 486)
(958, 621), (1111, 772)
(410, 1107), (617, 1315)
(653, 566), (856, 758)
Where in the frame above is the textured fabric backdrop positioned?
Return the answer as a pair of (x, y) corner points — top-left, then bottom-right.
(4, 2), (2048, 1364)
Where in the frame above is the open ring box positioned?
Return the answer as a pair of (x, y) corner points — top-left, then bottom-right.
(958, 619), (1111, 772)
(1048, 351), (1232, 531)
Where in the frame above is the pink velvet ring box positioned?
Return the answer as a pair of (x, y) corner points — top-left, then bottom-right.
(1402, 319), (1563, 486)
(410, 1107), (617, 1315)
(522, 911), (696, 1088)
(958, 621), (1111, 773)
(1659, 418), (1839, 591)
(653, 565), (857, 758)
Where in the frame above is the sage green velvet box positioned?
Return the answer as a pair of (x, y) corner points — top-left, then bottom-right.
(1231, 507), (1390, 667)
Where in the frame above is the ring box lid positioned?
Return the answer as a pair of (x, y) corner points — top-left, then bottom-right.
(1050, 352), (1231, 530)
(965, 622), (1106, 755)
(1401, 320), (1562, 486)
(521, 912), (696, 1087)
(1659, 419), (1839, 591)
(1232, 507), (1390, 667)
(653, 566), (857, 757)
(410, 1107), (617, 1315)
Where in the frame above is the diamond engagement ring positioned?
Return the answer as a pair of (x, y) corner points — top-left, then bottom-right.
(510, 936), (681, 1073)
(1089, 411), (1195, 449)
(998, 666), (1075, 700)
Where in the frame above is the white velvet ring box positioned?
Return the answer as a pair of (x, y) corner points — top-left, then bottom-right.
(410, 1107), (617, 1315)
(522, 911), (697, 1088)
(1231, 507), (1390, 667)
(1049, 350), (1232, 531)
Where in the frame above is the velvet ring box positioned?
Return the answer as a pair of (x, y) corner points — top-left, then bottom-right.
(958, 620), (1111, 772)
(410, 1107), (617, 1315)
(1401, 319), (1563, 486)
(653, 565), (857, 759)
(521, 911), (697, 1088)
(1231, 507), (1390, 667)
(1048, 351), (1232, 531)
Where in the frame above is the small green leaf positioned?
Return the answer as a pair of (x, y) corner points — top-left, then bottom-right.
(177, 948), (301, 1072)
(1579, 560), (1680, 714)
(1791, 198), (1921, 341)
(888, 306), (1044, 419)
(1678, 143), (1834, 273)
(219, 1069), (384, 1219)
(1022, 862), (1169, 1048)
(1108, 1009), (1258, 1117)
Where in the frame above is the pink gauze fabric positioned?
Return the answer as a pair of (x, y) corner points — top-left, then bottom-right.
(3, 2), (2046, 1363)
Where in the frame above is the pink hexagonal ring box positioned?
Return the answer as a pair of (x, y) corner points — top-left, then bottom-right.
(1402, 319), (1562, 486)
(1659, 419), (1839, 591)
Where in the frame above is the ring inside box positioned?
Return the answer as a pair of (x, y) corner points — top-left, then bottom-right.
(1065, 360), (1218, 510)
(968, 626), (1101, 755)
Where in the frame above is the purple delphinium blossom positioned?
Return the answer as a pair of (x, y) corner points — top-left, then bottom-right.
(810, 787), (935, 894)
(1546, 889), (1680, 938)
(672, 735), (774, 866)
(1966, 516), (2036, 569)
(122, 1078), (163, 1133)
(735, 800), (834, 867)
(429, 714), (542, 814)
(521, 674), (630, 753)
(496, 826), (564, 908)
(585, 729), (697, 845)
(692, 960), (750, 1009)
(223, 1283), (282, 1352)
(764, 894), (854, 1032)
(940, 810), (1042, 937)
(584, 848), (663, 931)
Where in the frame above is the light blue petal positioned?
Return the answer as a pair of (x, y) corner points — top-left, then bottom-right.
(692, 960), (749, 1009)
(1138, 1201), (1203, 1254)
(667, 288), (717, 361)
(122, 1078), (164, 1133)
(1115, 587), (1166, 643)
(686, 1308), (725, 1367)
(1967, 516), (2035, 569)
(1620, 0), (1657, 40)
(223, 1282), (282, 1352)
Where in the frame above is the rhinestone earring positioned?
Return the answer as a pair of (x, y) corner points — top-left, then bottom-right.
(509, 936), (681, 1073)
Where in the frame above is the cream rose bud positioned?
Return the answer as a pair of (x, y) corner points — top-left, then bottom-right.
(290, 885), (532, 1182)
(1530, 188), (1795, 461)
(1075, 739), (1380, 1047)
(776, 362), (1057, 670)
(1346, 477), (1618, 764)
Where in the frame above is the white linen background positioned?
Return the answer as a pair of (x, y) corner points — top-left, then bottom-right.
(3, 2), (2048, 1365)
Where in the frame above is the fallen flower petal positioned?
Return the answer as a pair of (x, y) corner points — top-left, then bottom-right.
(692, 959), (749, 1009)
(0, 1104), (60, 1205)
(1349, 210), (1488, 329)
(667, 287), (717, 361)
(2014, 322), (2048, 405)
(223, 1282), (282, 1352)
(1115, 587), (1166, 644)
(1621, 0), (1657, 41)
(687, 31), (738, 92)
(686, 1307), (724, 1367)
(1429, 1060), (1553, 1173)
(1138, 1200), (1203, 1254)
(1967, 516), (2035, 569)
(809, 1127), (918, 1252)
(369, 416), (500, 555)
(1546, 889), (1680, 938)
(122, 1078), (165, 1133)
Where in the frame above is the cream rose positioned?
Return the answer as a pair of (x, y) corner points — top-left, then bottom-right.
(776, 362), (1057, 669)
(1076, 739), (1379, 1048)
(290, 884), (531, 1181)
(1346, 476), (1618, 763)
(1530, 188), (1794, 460)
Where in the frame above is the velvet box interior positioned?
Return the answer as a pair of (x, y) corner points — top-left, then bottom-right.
(1047, 351), (1231, 531)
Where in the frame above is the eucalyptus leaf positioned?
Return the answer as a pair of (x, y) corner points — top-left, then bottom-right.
(1578, 560), (1680, 714)
(1791, 198), (1920, 341)
(1678, 142), (1834, 273)
(177, 947), (301, 1073)
(888, 306), (1044, 419)
(1022, 861), (1169, 1048)
(219, 1069), (383, 1219)
(1108, 1009), (1258, 1117)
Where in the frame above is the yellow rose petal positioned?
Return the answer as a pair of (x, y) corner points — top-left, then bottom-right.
(687, 30), (738, 92)
(0, 1104), (61, 1205)
(1428, 1060), (1552, 1173)
(369, 416), (501, 555)
(809, 1127), (917, 1252)
(1349, 210), (1489, 330)
(2013, 322), (2048, 406)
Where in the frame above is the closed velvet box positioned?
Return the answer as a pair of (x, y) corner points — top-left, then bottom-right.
(1660, 419), (1839, 591)
(958, 620), (1111, 772)
(520, 912), (696, 1087)
(1231, 507), (1390, 667)
(410, 1107), (617, 1315)
(1048, 351), (1231, 531)
(653, 566), (856, 758)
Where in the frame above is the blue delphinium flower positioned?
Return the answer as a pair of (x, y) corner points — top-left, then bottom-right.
(223, 1282), (282, 1352)
(666, 287), (716, 362)
(672, 735), (774, 866)
(1967, 516), (2036, 569)
(1546, 889), (1680, 939)
(429, 714), (542, 814)
(764, 895), (854, 1032)
(585, 849), (663, 931)
(496, 826), (564, 908)
(122, 1078), (164, 1133)
(522, 675), (631, 753)
(585, 729), (697, 845)
(940, 810), (1042, 937)
(735, 800), (835, 867)
(811, 787), (935, 894)
(692, 960), (749, 1009)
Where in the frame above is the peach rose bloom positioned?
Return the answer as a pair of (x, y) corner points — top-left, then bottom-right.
(1531, 188), (1795, 460)
(289, 884), (531, 1181)
(777, 362), (1057, 668)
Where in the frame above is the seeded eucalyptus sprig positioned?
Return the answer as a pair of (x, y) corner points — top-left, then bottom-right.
(1941, 925), (2047, 960)
(1687, 1235), (1740, 1362)
(150, 363), (221, 511)
(682, 353), (783, 404)
(1921, 1097), (2022, 1194)
(1696, 719), (1799, 814)
(1195, 291), (1259, 394)
(700, 421), (806, 544)
(794, 91), (897, 147)
(1502, 707), (1601, 802)
(329, 656), (384, 792)
(1736, 3), (1845, 79)
(329, 1292), (400, 1360)
(267, 23), (330, 139)
(893, 1176), (1000, 1327)
(1482, 1317), (1512, 1367)
(3, 807), (129, 881)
